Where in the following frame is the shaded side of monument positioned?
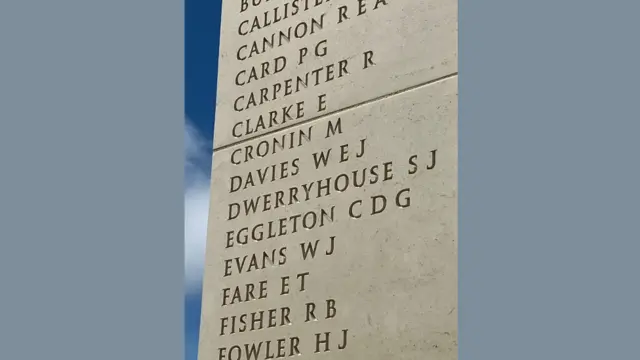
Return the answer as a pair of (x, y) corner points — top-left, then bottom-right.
(199, 0), (458, 359)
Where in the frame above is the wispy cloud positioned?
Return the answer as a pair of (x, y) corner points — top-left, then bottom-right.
(185, 121), (211, 187)
(184, 120), (211, 293)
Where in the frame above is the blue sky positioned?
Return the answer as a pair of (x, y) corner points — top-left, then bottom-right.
(184, 0), (221, 359)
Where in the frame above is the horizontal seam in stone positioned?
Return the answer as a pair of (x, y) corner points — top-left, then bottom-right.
(212, 71), (458, 153)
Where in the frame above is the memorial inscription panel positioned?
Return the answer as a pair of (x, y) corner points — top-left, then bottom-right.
(199, 77), (457, 360)
(199, 0), (458, 359)
(212, 0), (457, 147)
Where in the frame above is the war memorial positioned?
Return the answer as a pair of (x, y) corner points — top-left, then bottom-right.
(198, 0), (458, 359)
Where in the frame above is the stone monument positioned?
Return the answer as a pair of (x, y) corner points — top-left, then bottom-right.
(198, 0), (458, 359)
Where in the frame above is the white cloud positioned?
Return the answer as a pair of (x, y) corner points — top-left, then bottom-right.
(184, 120), (211, 293)
(185, 121), (210, 187)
